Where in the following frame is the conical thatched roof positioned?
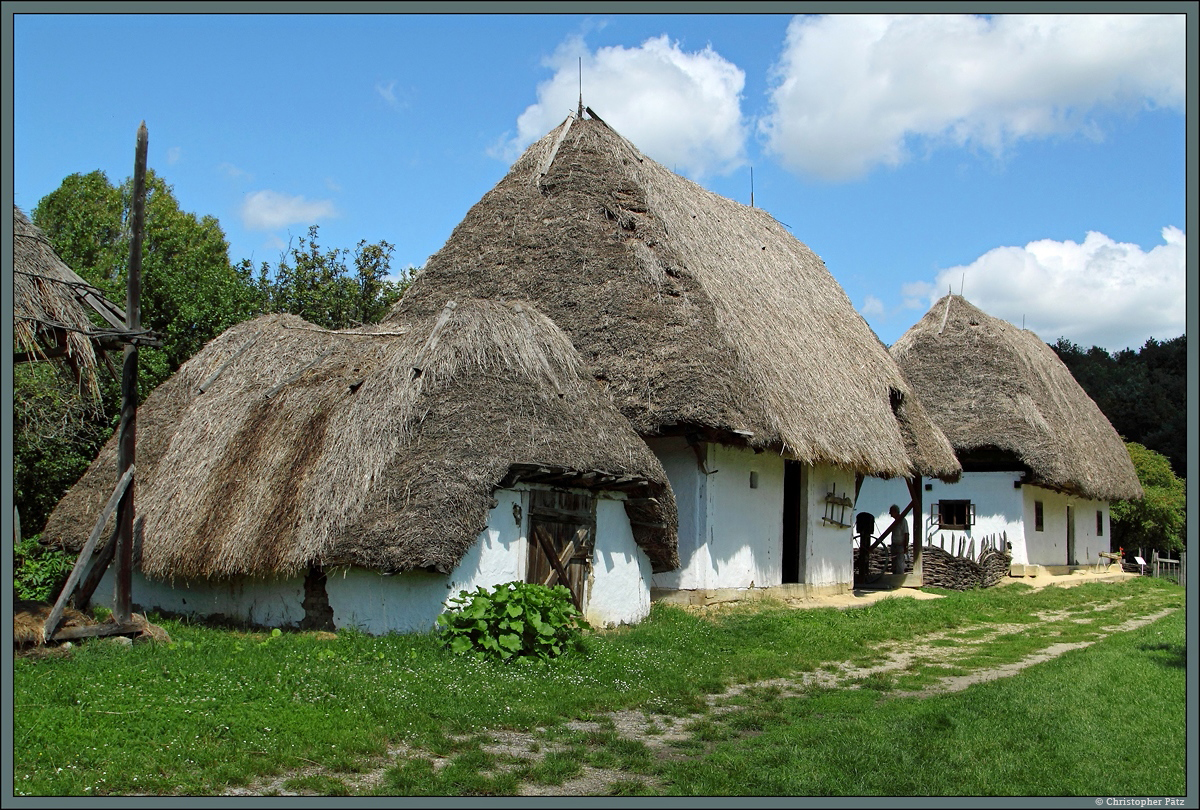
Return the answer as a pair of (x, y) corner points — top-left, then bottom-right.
(43, 298), (678, 579)
(890, 295), (1142, 501)
(13, 205), (128, 397)
(389, 115), (960, 481)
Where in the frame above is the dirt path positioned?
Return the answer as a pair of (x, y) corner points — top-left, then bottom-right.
(225, 571), (1167, 797)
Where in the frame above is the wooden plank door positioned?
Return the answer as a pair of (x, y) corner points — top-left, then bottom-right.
(526, 490), (594, 611)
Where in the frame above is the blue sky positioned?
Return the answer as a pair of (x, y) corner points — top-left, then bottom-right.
(10, 11), (1190, 352)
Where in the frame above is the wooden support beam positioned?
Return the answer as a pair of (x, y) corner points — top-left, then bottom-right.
(50, 622), (145, 643)
(44, 466), (135, 642)
(114, 122), (148, 624)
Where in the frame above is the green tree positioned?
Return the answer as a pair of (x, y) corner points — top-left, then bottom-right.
(34, 169), (263, 392)
(1111, 442), (1186, 556)
(258, 225), (408, 330)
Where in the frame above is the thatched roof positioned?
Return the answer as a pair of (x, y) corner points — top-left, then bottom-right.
(890, 295), (1142, 501)
(389, 115), (960, 481)
(43, 298), (678, 579)
(13, 205), (128, 397)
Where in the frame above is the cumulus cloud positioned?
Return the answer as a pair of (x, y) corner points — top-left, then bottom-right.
(497, 34), (748, 178)
(761, 14), (1185, 181)
(921, 227), (1186, 351)
(241, 190), (336, 230)
(166, 146), (182, 165)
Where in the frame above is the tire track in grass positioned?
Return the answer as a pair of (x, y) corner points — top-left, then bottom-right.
(223, 595), (1177, 796)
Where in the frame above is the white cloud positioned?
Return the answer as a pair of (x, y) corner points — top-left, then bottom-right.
(241, 190), (336, 230)
(166, 146), (182, 165)
(761, 14), (1185, 181)
(498, 34), (748, 178)
(860, 295), (885, 318)
(928, 227), (1185, 351)
(220, 162), (252, 181)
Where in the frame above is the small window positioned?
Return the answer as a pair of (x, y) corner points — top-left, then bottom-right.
(932, 500), (975, 530)
(749, 471), (759, 489)
(1097, 510), (1104, 536)
(1035, 501), (1044, 532)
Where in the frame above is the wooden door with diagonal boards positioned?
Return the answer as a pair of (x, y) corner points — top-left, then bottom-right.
(526, 490), (594, 612)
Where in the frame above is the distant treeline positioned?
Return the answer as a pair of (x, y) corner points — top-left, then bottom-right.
(1051, 335), (1187, 480)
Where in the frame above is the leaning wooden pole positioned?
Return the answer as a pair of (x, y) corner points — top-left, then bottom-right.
(113, 121), (148, 623)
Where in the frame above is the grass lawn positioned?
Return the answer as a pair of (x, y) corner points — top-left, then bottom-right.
(10, 576), (1186, 797)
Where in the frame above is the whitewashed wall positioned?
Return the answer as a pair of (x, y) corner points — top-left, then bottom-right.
(802, 463), (857, 588)
(586, 497), (653, 627)
(648, 439), (854, 593)
(646, 437), (710, 590)
(857, 472), (1112, 568)
(1022, 485), (1110, 567)
(100, 486), (655, 633)
(858, 472), (1026, 561)
(96, 568), (308, 627)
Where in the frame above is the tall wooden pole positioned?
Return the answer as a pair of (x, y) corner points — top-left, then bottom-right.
(113, 122), (147, 622)
(908, 475), (924, 586)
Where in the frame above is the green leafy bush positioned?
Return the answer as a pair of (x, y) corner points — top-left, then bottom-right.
(436, 581), (590, 661)
(13, 535), (75, 602)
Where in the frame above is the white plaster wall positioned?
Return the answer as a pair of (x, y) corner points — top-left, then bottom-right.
(328, 489), (527, 634)
(858, 472), (1027, 563)
(1023, 486), (1110, 567)
(106, 487), (657, 633)
(704, 444), (786, 589)
(803, 464), (856, 588)
(647, 437), (711, 590)
(93, 567), (307, 627)
(587, 498), (653, 627)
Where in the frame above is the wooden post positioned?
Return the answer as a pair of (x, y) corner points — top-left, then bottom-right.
(113, 122), (148, 623)
(907, 476), (923, 586)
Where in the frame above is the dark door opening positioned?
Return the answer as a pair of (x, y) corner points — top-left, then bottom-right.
(1066, 504), (1076, 566)
(782, 460), (807, 584)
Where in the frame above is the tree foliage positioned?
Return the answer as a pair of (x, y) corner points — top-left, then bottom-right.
(1111, 442), (1186, 555)
(1052, 335), (1187, 479)
(251, 225), (407, 330)
(17, 170), (413, 538)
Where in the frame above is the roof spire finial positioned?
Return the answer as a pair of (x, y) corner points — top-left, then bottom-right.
(578, 57), (583, 119)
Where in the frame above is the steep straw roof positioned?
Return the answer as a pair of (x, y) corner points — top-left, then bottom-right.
(890, 294), (1142, 501)
(390, 115), (960, 480)
(13, 205), (128, 397)
(43, 298), (678, 579)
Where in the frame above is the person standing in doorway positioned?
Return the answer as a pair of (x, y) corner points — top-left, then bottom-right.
(889, 504), (910, 575)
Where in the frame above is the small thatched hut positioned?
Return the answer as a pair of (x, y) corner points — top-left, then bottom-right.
(13, 205), (128, 397)
(43, 298), (678, 632)
(390, 113), (960, 600)
(857, 294), (1142, 571)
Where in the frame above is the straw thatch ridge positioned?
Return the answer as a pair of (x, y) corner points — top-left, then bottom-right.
(13, 205), (127, 397)
(43, 298), (678, 579)
(890, 295), (1142, 502)
(390, 116), (960, 481)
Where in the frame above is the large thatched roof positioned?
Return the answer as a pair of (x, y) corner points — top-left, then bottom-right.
(43, 298), (678, 579)
(890, 295), (1142, 501)
(13, 205), (128, 397)
(389, 115), (960, 481)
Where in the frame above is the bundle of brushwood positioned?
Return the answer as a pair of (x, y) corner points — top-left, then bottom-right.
(920, 543), (1012, 590)
(864, 544), (910, 578)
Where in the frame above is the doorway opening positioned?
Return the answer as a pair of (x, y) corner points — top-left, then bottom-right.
(782, 461), (807, 584)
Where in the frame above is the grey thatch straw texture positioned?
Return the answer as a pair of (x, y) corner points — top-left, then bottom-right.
(43, 298), (678, 579)
(13, 205), (126, 397)
(891, 295), (1142, 502)
(390, 116), (960, 481)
